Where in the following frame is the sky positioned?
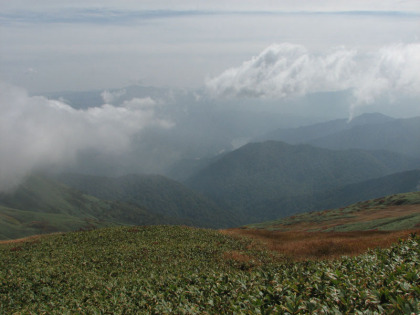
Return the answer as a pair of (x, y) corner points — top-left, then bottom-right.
(1, 0), (419, 92)
(0, 0), (420, 191)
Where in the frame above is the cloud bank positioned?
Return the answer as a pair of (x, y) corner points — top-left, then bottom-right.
(0, 82), (172, 191)
(206, 43), (420, 117)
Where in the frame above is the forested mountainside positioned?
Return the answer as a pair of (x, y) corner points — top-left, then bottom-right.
(54, 173), (236, 228)
(186, 141), (420, 222)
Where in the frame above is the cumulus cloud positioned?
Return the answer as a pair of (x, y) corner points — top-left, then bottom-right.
(206, 43), (420, 117)
(0, 82), (173, 191)
(350, 44), (420, 111)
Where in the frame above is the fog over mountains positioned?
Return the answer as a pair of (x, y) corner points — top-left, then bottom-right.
(1, 41), (420, 191)
(1, 83), (420, 238)
(1, 82), (420, 192)
(1, 2), (420, 237)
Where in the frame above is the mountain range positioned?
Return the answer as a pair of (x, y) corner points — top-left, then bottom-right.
(1, 112), (420, 239)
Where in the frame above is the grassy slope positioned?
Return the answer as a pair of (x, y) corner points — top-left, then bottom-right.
(0, 176), (179, 240)
(0, 205), (115, 240)
(0, 225), (418, 313)
(247, 191), (420, 232)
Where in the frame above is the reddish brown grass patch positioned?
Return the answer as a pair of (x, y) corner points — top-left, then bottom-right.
(221, 228), (420, 261)
(223, 250), (260, 270)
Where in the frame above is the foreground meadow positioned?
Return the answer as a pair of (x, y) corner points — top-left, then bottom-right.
(1, 225), (419, 314)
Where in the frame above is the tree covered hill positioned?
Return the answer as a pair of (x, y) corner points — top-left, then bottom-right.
(247, 169), (420, 220)
(186, 141), (420, 222)
(54, 173), (236, 228)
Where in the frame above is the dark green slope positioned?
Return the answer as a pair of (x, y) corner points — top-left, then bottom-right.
(55, 173), (236, 228)
(0, 176), (179, 240)
(310, 169), (420, 210)
(186, 141), (420, 222)
(251, 169), (420, 220)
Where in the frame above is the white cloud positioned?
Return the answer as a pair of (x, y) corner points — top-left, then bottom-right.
(0, 82), (172, 191)
(206, 43), (420, 117)
(352, 43), (420, 103)
(206, 43), (356, 98)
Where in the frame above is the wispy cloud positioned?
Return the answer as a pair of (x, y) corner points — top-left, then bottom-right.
(0, 9), (217, 26)
(1, 7), (418, 26)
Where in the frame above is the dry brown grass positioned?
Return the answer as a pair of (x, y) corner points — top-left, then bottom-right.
(223, 250), (253, 263)
(221, 228), (420, 261)
(222, 250), (261, 270)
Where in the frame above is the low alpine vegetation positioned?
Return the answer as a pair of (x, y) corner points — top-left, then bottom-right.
(0, 226), (419, 314)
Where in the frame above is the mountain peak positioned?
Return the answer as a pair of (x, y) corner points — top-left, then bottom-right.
(349, 113), (394, 126)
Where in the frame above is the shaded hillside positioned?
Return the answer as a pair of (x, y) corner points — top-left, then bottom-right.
(0, 176), (180, 240)
(247, 191), (420, 232)
(308, 169), (420, 210)
(186, 141), (420, 222)
(55, 173), (236, 228)
(251, 169), (420, 219)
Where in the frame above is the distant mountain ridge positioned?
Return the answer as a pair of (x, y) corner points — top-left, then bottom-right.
(310, 116), (420, 157)
(259, 113), (420, 157)
(259, 113), (395, 144)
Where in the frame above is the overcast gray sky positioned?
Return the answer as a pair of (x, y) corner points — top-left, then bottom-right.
(1, 0), (419, 93)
